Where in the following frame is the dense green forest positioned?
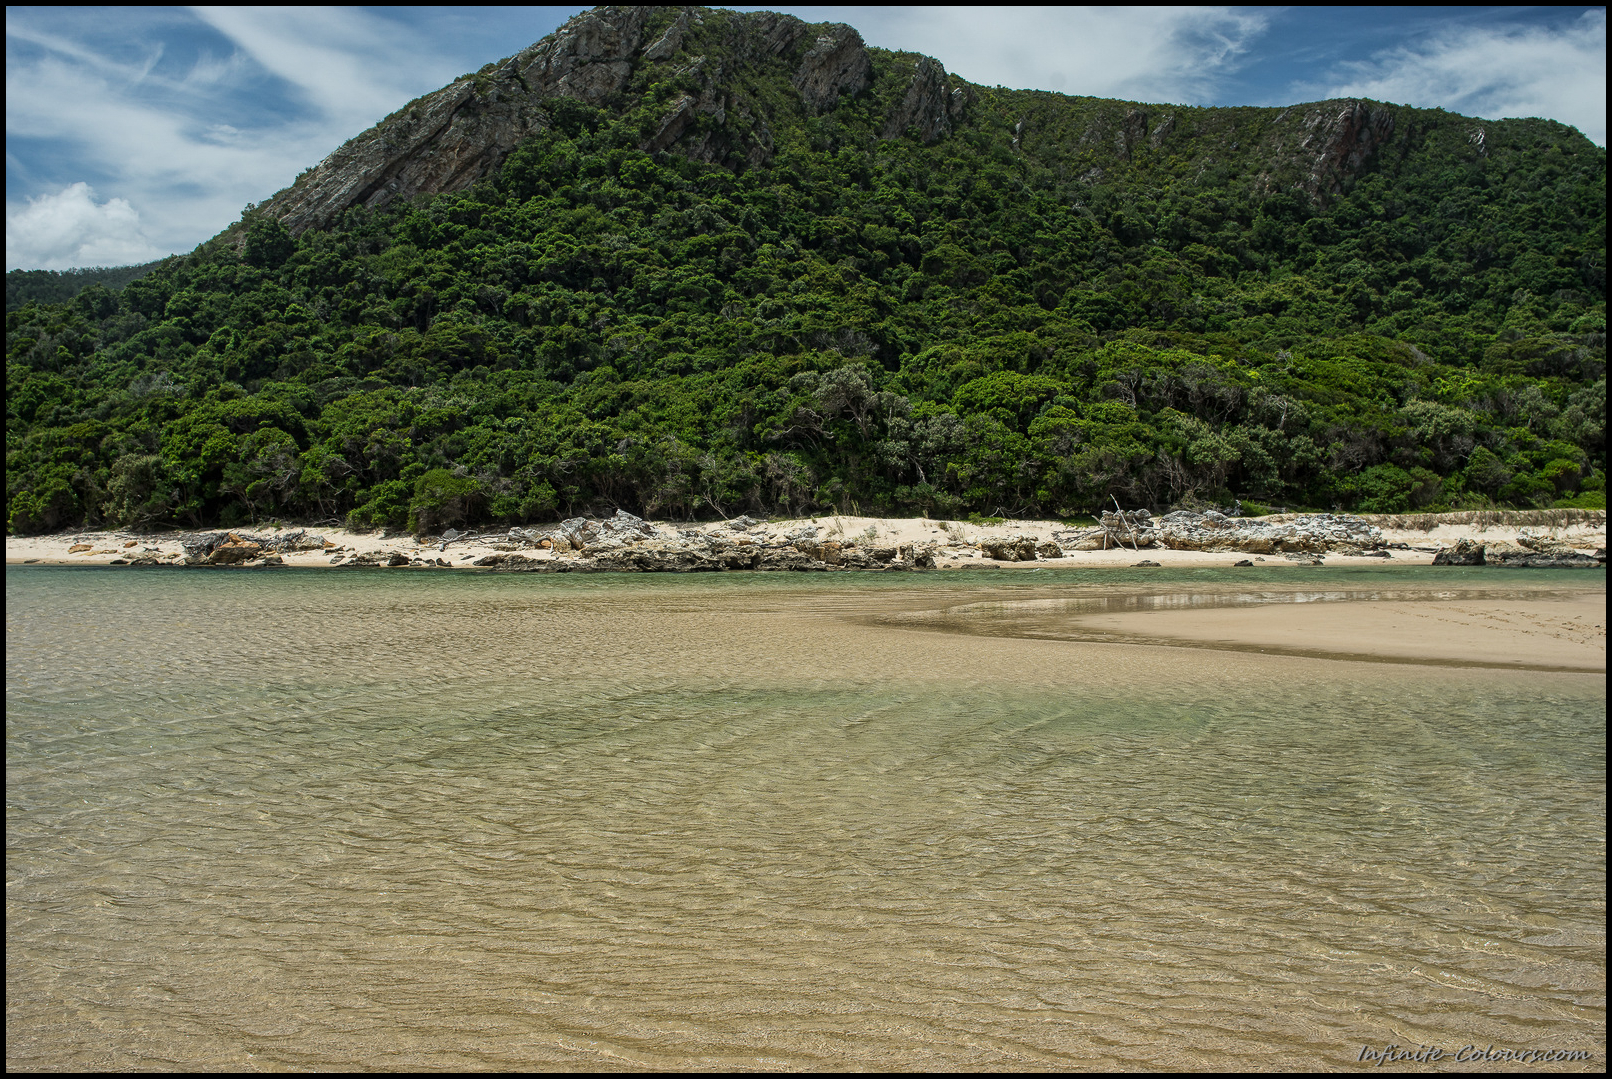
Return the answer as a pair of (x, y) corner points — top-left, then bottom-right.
(6, 20), (1605, 535)
(6, 260), (167, 312)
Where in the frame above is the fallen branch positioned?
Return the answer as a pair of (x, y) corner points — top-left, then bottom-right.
(1112, 496), (1141, 552)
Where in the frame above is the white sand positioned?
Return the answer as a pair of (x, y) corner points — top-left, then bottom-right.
(6, 514), (1604, 571)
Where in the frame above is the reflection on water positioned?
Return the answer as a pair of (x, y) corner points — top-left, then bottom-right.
(6, 566), (1605, 1069)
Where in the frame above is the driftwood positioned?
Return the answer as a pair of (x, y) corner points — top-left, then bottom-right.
(1111, 496), (1141, 552)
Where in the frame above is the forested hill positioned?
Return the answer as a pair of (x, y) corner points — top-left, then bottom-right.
(6, 260), (167, 312)
(6, 6), (1605, 535)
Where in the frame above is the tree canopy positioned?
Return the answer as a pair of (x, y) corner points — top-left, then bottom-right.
(6, 42), (1605, 535)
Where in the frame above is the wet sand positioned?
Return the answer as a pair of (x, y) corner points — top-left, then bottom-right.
(1074, 593), (1606, 672)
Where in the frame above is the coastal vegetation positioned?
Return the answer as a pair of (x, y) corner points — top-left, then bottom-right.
(6, 260), (165, 312)
(6, 8), (1605, 535)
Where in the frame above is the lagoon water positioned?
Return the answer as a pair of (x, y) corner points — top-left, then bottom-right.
(6, 565), (1605, 1069)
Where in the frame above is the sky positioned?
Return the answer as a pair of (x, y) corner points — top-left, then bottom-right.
(6, 5), (1605, 271)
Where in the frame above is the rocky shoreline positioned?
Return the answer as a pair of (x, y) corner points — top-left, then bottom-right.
(12, 507), (1604, 573)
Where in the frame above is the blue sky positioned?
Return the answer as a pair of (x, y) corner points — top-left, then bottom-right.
(6, 5), (1605, 270)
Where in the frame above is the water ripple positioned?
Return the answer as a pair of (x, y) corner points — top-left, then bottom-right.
(7, 566), (1605, 1069)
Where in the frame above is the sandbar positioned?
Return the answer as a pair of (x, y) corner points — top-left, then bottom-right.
(1070, 592), (1606, 672)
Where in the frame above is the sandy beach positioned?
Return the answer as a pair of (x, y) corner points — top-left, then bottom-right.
(11, 512), (1603, 674)
(7, 512), (1605, 572)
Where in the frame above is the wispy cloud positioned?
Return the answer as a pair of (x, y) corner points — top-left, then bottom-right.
(781, 6), (1270, 103)
(6, 6), (1605, 271)
(188, 6), (458, 134)
(5, 6), (466, 269)
(1309, 8), (1606, 146)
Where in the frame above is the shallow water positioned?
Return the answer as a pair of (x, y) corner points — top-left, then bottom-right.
(6, 565), (1605, 1070)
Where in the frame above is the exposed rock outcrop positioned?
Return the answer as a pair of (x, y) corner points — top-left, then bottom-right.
(446, 513), (938, 573)
(1094, 510), (1385, 554)
(1431, 538), (1484, 566)
(258, 6), (962, 236)
(880, 56), (970, 143)
(980, 535), (1040, 562)
(791, 25), (872, 113)
(1430, 534), (1601, 568)
(1300, 100), (1395, 201)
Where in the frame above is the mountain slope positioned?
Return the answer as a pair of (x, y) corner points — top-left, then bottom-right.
(6, 5), (1605, 534)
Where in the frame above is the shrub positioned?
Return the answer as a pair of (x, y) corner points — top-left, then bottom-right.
(407, 469), (481, 534)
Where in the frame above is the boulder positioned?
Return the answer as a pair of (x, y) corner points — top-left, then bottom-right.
(207, 540), (262, 565)
(1036, 540), (1063, 559)
(267, 530), (329, 552)
(1098, 510), (1158, 548)
(758, 547), (827, 571)
(1481, 541), (1529, 566)
(1233, 559), (1254, 567)
(896, 543), (938, 569)
(1133, 559), (1161, 567)
(981, 535), (1039, 561)
(800, 540), (845, 565)
(1144, 510), (1381, 554)
(590, 541), (721, 573)
(1486, 541), (1601, 568)
(597, 509), (656, 542)
(1432, 538), (1484, 566)
(69, 543), (93, 553)
(1515, 534), (1577, 555)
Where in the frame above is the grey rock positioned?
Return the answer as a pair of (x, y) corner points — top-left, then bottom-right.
(257, 8), (958, 238)
(981, 535), (1039, 562)
(880, 56), (971, 143)
(1431, 538), (1485, 566)
(759, 547), (828, 571)
(904, 543), (938, 569)
(790, 25), (872, 113)
(206, 539), (263, 565)
(1110, 510), (1383, 555)
(1485, 540), (1601, 568)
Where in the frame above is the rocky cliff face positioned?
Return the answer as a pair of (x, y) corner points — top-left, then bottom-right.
(261, 5), (961, 235)
(260, 4), (1414, 238)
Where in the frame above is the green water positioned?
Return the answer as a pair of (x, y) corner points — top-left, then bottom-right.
(6, 565), (1605, 1069)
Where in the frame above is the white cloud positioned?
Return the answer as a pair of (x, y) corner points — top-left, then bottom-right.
(769, 6), (1269, 104)
(1313, 8), (1606, 146)
(188, 6), (457, 134)
(6, 182), (164, 270)
(5, 7), (467, 269)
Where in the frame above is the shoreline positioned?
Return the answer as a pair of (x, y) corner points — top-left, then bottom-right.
(8, 513), (1605, 572)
